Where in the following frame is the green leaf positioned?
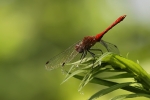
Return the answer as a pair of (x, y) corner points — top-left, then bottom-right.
(102, 73), (135, 79)
(89, 82), (134, 100)
(104, 69), (127, 73)
(78, 68), (111, 91)
(74, 75), (150, 95)
(102, 53), (150, 88)
(78, 70), (93, 91)
(111, 93), (150, 100)
(61, 69), (86, 85)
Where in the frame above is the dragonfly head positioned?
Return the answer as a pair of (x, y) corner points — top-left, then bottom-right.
(75, 42), (84, 53)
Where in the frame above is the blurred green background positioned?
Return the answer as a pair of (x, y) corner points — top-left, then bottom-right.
(1, 0), (150, 100)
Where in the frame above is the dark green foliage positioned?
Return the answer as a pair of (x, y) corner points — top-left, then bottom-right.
(62, 52), (150, 100)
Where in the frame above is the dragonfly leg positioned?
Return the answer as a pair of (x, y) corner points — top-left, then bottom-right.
(87, 50), (95, 58)
(87, 50), (96, 67)
(89, 48), (103, 54)
(87, 49), (95, 60)
(80, 50), (87, 63)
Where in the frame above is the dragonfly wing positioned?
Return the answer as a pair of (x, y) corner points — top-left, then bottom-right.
(100, 40), (120, 54)
(45, 43), (79, 70)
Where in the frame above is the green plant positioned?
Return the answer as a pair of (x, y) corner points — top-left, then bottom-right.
(62, 52), (150, 100)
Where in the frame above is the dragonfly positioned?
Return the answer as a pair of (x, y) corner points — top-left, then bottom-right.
(45, 15), (126, 70)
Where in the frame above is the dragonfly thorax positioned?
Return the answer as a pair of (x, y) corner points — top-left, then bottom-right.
(75, 36), (97, 53)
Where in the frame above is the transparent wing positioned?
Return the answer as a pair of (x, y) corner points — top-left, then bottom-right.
(45, 42), (79, 71)
(100, 39), (120, 54)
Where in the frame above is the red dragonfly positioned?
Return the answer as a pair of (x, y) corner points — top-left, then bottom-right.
(45, 15), (126, 70)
